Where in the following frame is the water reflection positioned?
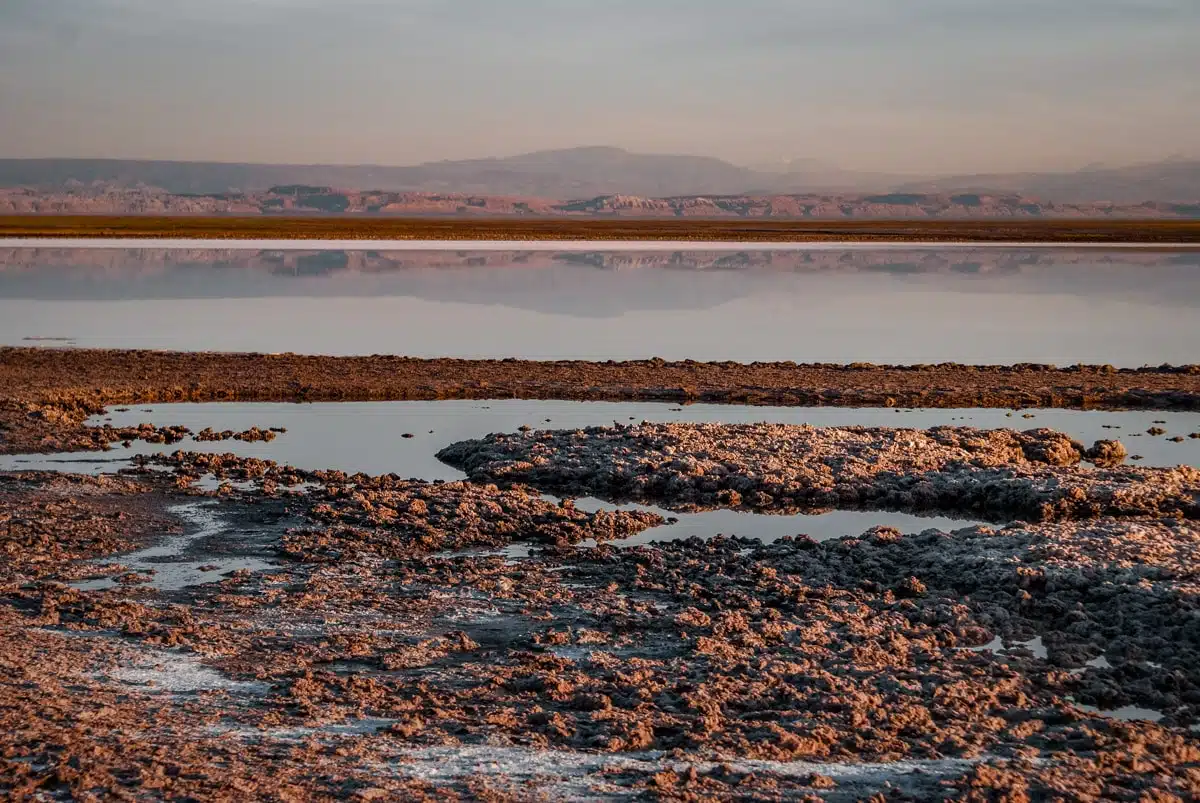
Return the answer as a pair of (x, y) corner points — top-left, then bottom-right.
(2, 400), (1196, 476)
(1, 247), (1198, 363)
(4, 400), (1196, 547)
(568, 498), (985, 545)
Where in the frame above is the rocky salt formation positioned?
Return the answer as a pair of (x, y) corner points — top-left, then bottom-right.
(137, 450), (663, 557)
(5, 455), (1200, 798)
(284, 477), (663, 560)
(0, 399), (286, 455)
(768, 517), (1200, 718)
(439, 423), (1200, 521)
(193, 426), (278, 443)
(0, 471), (176, 586)
(6, 421), (1200, 799)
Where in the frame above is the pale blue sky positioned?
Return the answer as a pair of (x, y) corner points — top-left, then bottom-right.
(1, 0), (1196, 172)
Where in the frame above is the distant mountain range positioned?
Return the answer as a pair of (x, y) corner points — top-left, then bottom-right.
(0, 147), (1197, 216)
(895, 158), (1200, 205)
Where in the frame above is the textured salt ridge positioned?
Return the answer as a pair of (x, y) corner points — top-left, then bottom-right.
(439, 423), (1200, 522)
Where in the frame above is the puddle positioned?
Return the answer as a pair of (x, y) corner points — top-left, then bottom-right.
(967, 636), (1005, 654)
(1014, 636), (1048, 659)
(232, 717), (398, 740)
(500, 543), (534, 562)
(193, 476), (260, 493)
(570, 497), (984, 545)
(4, 399), (1194, 552)
(966, 636), (1048, 659)
(73, 502), (277, 592)
(546, 645), (597, 662)
(1073, 702), (1165, 723)
(104, 648), (270, 696)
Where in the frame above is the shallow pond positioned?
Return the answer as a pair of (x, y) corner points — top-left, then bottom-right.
(4, 400), (1197, 476)
(4, 399), (1195, 547)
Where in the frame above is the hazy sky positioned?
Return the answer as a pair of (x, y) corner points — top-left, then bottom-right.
(1, 0), (1197, 173)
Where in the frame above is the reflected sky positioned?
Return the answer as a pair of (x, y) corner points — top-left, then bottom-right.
(1, 247), (1198, 365)
(4, 400), (1197, 476)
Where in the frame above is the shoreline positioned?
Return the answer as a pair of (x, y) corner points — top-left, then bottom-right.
(3, 347), (1199, 455)
(2, 216), (1199, 244)
(5, 237), (1200, 250)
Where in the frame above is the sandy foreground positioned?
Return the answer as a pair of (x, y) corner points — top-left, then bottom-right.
(1, 351), (1199, 799)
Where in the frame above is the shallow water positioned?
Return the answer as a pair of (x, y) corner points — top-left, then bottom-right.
(73, 502), (277, 592)
(4, 400), (1195, 547)
(570, 498), (983, 545)
(1073, 702), (1165, 723)
(6, 400), (1197, 475)
(2, 246), (1199, 364)
(4, 400), (1197, 476)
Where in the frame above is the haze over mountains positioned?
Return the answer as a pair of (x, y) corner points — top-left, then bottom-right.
(0, 147), (916, 198)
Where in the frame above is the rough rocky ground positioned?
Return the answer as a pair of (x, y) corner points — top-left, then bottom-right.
(3, 414), (1200, 800)
(439, 423), (1200, 522)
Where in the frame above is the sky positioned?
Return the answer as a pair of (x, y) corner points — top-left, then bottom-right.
(0, 0), (1197, 173)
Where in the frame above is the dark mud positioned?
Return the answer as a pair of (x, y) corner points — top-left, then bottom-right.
(4, 414), (1200, 799)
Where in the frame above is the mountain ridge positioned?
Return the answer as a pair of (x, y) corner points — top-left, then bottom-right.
(1, 147), (1197, 203)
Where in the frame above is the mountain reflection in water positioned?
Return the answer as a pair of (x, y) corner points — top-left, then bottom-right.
(1, 247), (1198, 364)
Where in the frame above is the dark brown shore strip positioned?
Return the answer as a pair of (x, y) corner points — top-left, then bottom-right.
(3, 215), (1200, 243)
(2, 347), (1199, 454)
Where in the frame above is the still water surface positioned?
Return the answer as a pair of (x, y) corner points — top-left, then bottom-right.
(2, 246), (1198, 364)
(4, 400), (1196, 476)
(3, 400), (1196, 543)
